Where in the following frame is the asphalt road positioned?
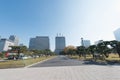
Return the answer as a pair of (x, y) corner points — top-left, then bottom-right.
(30, 55), (85, 67)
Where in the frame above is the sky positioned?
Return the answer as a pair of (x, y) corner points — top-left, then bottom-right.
(0, 0), (120, 51)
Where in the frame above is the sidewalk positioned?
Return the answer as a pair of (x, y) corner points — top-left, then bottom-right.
(0, 65), (120, 80)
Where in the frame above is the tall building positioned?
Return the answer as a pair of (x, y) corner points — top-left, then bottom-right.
(81, 40), (91, 48)
(19, 43), (25, 46)
(114, 28), (120, 41)
(55, 36), (66, 54)
(9, 35), (19, 46)
(0, 39), (14, 51)
(29, 36), (50, 50)
(0, 35), (19, 52)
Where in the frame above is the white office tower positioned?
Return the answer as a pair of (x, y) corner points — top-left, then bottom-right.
(81, 40), (91, 48)
(55, 36), (66, 54)
(0, 39), (14, 51)
(114, 28), (120, 41)
(9, 35), (19, 46)
(29, 36), (50, 50)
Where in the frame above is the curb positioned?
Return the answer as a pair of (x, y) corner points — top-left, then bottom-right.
(24, 56), (56, 68)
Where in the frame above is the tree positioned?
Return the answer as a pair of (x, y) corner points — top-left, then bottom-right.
(19, 46), (28, 53)
(30, 49), (40, 56)
(97, 41), (111, 58)
(9, 46), (27, 53)
(87, 45), (97, 57)
(9, 46), (28, 59)
(0, 52), (5, 58)
(116, 42), (120, 57)
(76, 46), (86, 59)
(63, 45), (76, 56)
(109, 40), (120, 57)
(30, 49), (54, 57)
(110, 40), (118, 53)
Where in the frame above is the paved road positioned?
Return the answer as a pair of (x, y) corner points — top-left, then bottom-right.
(1, 66), (120, 80)
(1, 56), (120, 80)
(30, 55), (84, 67)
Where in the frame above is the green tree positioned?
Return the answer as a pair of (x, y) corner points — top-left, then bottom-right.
(30, 49), (40, 56)
(109, 40), (120, 57)
(0, 52), (5, 58)
(87, 45), (97, 57)
(109, 40), (118, 53)
(76, 46), (86, 59)
(116, 42), (120, 57)
(9, 46), (28, 59)
(97, 41), (111, 58)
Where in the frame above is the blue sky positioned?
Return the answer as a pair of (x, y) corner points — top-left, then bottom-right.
(0, 0), (120, 50)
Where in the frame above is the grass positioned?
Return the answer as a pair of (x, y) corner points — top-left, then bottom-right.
(69, 53), (120, 61)
(106, 53), (120, 61)
(0, 56), (55, 69)
(69, 54), (93, 60)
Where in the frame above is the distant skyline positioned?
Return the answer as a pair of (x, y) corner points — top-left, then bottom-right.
(114, 28), (120, 41)
(0, 0), (120, 50)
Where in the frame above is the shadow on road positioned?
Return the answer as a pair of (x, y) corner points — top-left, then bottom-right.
(83, 59), (120, 66)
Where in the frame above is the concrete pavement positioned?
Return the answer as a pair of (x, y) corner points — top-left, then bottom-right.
(0, 65), (120, 80)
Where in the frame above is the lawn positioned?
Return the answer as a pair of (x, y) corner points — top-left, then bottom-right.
(0, 56), (55, 69)
(106, 53), (120, 61)
(69, 53), (120, 61)
(69, 54), (93, 60)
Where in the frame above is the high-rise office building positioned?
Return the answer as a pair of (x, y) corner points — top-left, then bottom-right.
(55, 36), (66, 54)
(81, 40), (91, 48)
(29, 36), (50, 50)
(9, 35), (19, 46)
(0, 35), (19, 52)
(114, 28), (120, 41)
(0, 39), (14, 51)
